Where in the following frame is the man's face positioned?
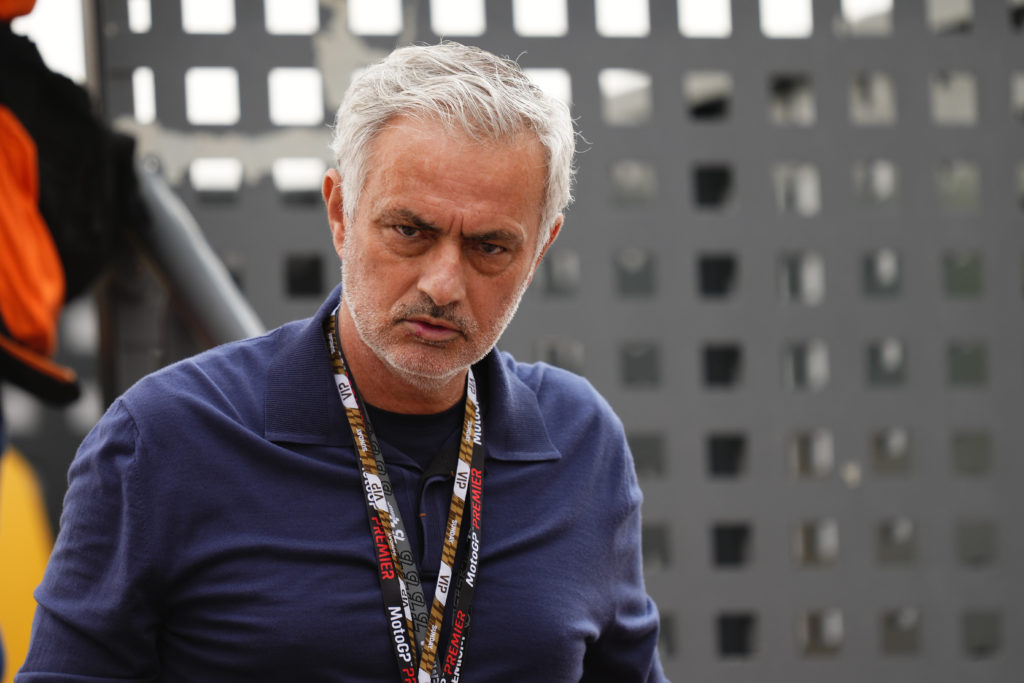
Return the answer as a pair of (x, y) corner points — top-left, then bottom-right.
(329, 116), (559, 388)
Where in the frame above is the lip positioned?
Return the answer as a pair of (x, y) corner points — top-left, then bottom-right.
(402, 317), (462, 343)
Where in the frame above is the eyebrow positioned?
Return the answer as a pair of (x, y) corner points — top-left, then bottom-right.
(382, 208), (438, 233)
(379, 208), (525, 247)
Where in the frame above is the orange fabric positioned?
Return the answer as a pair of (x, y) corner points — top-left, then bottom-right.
(0, 104), (64, 357)
(0, 335), (76, 384)
(0, 0), (35, 21)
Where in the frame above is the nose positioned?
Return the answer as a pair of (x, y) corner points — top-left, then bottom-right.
(417, 241), (466, 307)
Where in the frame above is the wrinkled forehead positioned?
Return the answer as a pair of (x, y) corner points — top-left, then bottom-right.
(367, 114), (547, 189)
(372, 109), (541, 156)
(362, 115), (548, 234)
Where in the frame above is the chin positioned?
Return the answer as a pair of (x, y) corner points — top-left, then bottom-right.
(382, 340), (493, 387)
(382, 356), (466, 391)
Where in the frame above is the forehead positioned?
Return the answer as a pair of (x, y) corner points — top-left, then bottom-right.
(361, 115), (548, 228)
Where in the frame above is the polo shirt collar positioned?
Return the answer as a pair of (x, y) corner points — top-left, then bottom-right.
(265, 285), (561, 464)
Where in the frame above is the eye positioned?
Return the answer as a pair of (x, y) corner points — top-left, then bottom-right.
(479, 242), (507, 256)
(394, 225), (421, 238)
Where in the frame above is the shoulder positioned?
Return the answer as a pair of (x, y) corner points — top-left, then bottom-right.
(484, 350), (629, 470)
(485, 350), (643, 519)
(495, 350), (619, 427)
(118, 319), (306, 431)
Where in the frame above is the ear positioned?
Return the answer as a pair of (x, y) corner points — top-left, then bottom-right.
(525, 214), (563, 286)
(322, 169), (346, 258)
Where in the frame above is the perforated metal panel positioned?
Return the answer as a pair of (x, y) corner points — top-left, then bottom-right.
(28, 1), (1024, 680)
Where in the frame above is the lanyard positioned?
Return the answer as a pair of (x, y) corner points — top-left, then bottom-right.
(323, 306), (484, 683)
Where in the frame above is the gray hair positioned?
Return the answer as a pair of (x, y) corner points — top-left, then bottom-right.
(329, 42), (575, 243)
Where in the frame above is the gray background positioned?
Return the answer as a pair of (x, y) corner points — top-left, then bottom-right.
(5, 1), (1022, 680)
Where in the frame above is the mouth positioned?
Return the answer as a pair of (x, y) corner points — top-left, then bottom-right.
(401, 316), (463, 344)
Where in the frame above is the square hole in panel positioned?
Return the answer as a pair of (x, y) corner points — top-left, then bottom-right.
(131, 66), (156, 124)
(769, 74), (816, 126)
(837, 0), (892, 36)
(931, 71), (978, 125)
(536, 337), (585, 375)
(678, 0), (731, 37)
(799, 609), (844, 656)
(600, 69), (652, 126)
(850, 71), (897, 125)
(542, 250), (581, 297)
(189, 157), (243, 197)
(962, 611), (1001, 659)
(513, 0), (568, 36)
(703, 343), (742, 388)
(779, 252), (825, 305)
(628, 433), (666, 477)
(271, 157), (326, 197)
(1013, 73), (1024, 121)
(268, 68), (324, 126)
(760, 0), (813, 37)
(285, 254), (324, 297)
(610, 159), (657, 205)
(854, 159), (899, 205)
(712, 522), (752, 568)
(595, 0), (649, 36)
(683, 71), (733, 121)
(621, 342), (660, 387)
(712, 524), (753, 565)
(698, 253), (738, 298)
(867, 338), (907, 387)
(614, 248), (656, 297)
(1014, 0), (1024, 30)
(265, 0), (320, 34)
(184, 67), (240, 125)
(951, 430), (992, 475)
(431, 0), (486, 36)
(881, 608), (921, 655)
(788, 430), (834, 480)
(642, 521), (672, 569)
(957, 520), (997, 567)
(127, 0), (151, 33)
(872, 428), (912, 475)
(863, 248), (901, 297)
(772, 163), (821, 216)
(944, 250), (984, 297)
(794, 518), (839, 566)
(182, 0), (234, 34)
(708, 433), (747, 479)
(927, 0), (974, 34)
(936, 160), (980, 210)
(693, 164), (734, 209)
(784, 340), (829, 391)
(877, 517), (916, 565)
(717, 613), (757, 658)
(524, 68), (572, 107)
(947, 341), (987, 386)
(348, 0), (402, 34)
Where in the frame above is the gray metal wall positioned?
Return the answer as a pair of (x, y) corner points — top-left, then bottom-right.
(19, 0), (1024, 680)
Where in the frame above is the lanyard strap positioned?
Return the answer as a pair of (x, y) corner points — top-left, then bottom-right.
(323, 307), (484, 683)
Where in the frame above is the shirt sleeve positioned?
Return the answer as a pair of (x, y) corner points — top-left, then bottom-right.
(579, 421), (668, 682)
(17, 400), (161, 682)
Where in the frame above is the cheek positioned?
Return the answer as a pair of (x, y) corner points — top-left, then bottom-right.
(473, 278), (522, 320)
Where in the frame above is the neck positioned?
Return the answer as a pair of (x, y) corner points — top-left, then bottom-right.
(335, 303), (467, 414)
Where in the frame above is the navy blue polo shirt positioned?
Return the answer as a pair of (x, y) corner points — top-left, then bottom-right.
(19, 286), (666, 682)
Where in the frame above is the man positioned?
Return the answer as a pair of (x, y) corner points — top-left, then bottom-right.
(19, 42), (666, 681)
